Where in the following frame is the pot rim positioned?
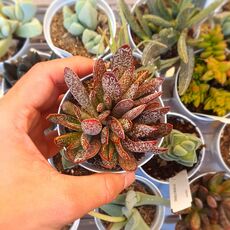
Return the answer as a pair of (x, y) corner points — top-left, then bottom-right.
(216, 122), (230, 174)
(43, 0), (116, 58)
(69, 219), (80, 230)
(140, 111), (206, 184)
(94, 175), (165, 230)
(56, 52), (167, 173)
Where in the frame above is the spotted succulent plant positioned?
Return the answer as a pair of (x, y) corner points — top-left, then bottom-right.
(47, 45), (172, 171)
(176, 172), (230, 229)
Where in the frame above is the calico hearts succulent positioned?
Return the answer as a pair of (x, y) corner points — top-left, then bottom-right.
(47, 45), (172, 171)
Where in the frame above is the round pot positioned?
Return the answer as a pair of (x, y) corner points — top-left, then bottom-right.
(216, 122), (230, 174)
(57, 52), (166, 173)
(2, 48), (50, 94)
(94, 175), (165, 230)
(43, 0), (116, 58)
(0, 38), (29, 73)
(140, 112), (206, 184)
(173, 66), (214, 122)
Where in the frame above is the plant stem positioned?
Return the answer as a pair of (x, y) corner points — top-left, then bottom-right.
(88, 211), (126, 223)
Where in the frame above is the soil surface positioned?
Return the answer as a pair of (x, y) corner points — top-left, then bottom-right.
(220, 124), (230, 168)
(51, 7), (109, 58)
(142, 115), (203, 181)
(0, 37), (26, 62)
(100, 181), (157, 229)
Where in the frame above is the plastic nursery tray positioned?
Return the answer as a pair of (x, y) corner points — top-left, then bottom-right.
(0, 2), (226, 230)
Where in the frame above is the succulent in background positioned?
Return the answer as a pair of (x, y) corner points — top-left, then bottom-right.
(90, 189), (170, 229)
(62, 0), (104, 55)
(176, 172), (230, 229)
(47, 45), (172, 171)
(0, 0), (42, 58)
(197, 25), (227, 61)
(159, 129), (203, 167)
(222, 15), (230, 37)
(3, 50), (57, 88)
(204, 87), (230, 116)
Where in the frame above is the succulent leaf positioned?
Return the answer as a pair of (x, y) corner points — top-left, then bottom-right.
(112, 99), (134, 117)
(81, 118), (102, 135)
(122, 104), (147, 121)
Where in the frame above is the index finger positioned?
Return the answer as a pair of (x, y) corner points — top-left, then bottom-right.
(4, 56), (94, 112)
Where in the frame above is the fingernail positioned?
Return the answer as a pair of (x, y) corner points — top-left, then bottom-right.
(124, 172), (135, 188)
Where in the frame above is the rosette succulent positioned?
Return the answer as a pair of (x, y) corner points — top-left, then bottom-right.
(90, 189), (170, 229)
(159, 129), (203, 167)
(62, 0), (104, 55)
(176, 172), (230, 229)
(47, 45), (172, 171)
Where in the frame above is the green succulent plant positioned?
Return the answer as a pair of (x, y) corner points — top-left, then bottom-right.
(159, 129), (203, 167)
(0, 0), (42, 58)
(47, 45), (173, 171)
(62, 0), (104, 55)
(204, 87), (230, 116)
(176, 172), (230, 229)
(90, 189), (170, 230)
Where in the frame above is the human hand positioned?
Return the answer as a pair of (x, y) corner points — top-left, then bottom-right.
(0, 56), (135, 230)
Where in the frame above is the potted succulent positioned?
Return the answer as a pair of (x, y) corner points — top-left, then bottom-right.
(47, 44), (172, 173)
(1, 49), (56, 93)
(174, 25), (230, 121)
(0, 0), (42, 69)
(43, 0), (116, 58)
(91, 175), (169, 230)
(215, 121), (230, 175)
(176, 172), (230, 229)
(141, 112), (205, 184)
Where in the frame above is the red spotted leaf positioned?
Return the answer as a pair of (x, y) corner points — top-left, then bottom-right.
(112, 99), (134, 118)
(97, 103), (105, 113)
(122, 136), (157, 153)
(73, 105), (91, 121)
(66, 139), (101, 163)
(102, 72), (121, 102)
(119, 153), (137, 171)
(134, 70), (149, 84)
(103, 94), (112, 110)
(54, 132), (82, 148)
(119, 68), (133, 94)
(135, 77), (164, 99)
(64, 67), (97, 117)
(98, 110), (111, 124)
(109, 116), (125, 140)
(122, 104), (146, 121)
(146, 101), (161, 110)
(99, 144), (109, 161)
(81, 133), (91, 150)
(47, 114), (82, 131)
(93, 58), (107, 101)
(119, 118), (133, 132)
(151, 147), (168, 154)
(81, 118), (102, 135)
(111, 44), (134, 78)
(122, 82), (139, 100)
(134, 92), (162, 106)
(152, 123), (173, 139)
(101, 151), (118, 169)
(101, 126), (109, 145)
(129, 124), (158, 139)
(90, 90), (100, 107)
(136, 107), (170, 124)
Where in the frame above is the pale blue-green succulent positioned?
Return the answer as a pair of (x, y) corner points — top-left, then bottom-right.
(160, 129), (203, 167)
(75, 0), (98, 30)
(63, 6), (84, 36)
(90, 189), (170, 230)
(82, 29), (105, 55)
(1, 0), (42, 38)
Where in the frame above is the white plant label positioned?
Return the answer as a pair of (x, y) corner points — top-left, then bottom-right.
(169, 170), (192, 213)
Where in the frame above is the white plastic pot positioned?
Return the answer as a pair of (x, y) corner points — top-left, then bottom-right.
(43, 0), (116, 58)
(215, 122), (230, 175)
(57, 52), (166, 173)
(94, 175), (165, 230)
(140, 112), (206, 184)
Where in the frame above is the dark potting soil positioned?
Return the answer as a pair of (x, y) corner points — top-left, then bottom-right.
(51, 8), (109, 58)
(142, 115), (203, 181)
(100, 181), (157, 229)
(0, 37), (26, 62)
(220, 124), (230, 168)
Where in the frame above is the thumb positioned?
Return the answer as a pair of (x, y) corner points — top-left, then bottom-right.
(58, 172), (135, 222)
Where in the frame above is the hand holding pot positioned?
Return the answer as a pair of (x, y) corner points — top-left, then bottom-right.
(0, 56), (135, 229)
